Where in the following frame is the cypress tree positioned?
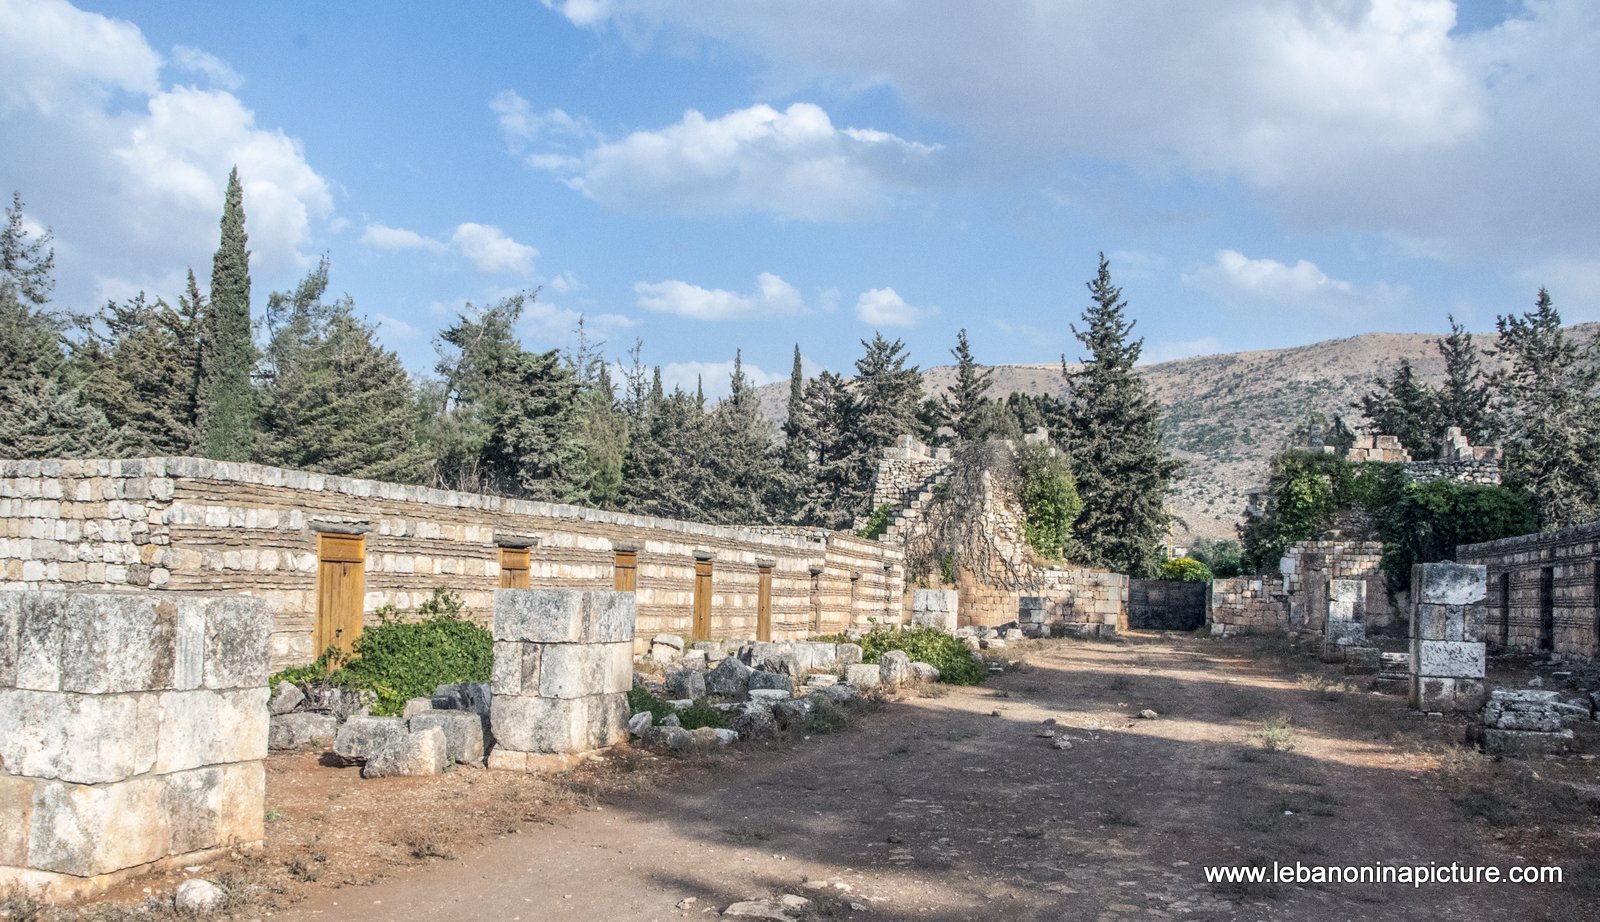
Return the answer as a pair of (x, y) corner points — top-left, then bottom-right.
(620, 386), (713, 522)
(196, 167), (257, 461)
(1060, 253), (1179, 575)
(940, 328), (995, 443)
(1495, 289), (1600, 528)
(1437, 315), (1495, 443)
(784, 343), (805, 440)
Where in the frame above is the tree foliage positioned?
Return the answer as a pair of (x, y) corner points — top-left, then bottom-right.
(196, 167), (257, 461)
(1016, 444), (1082, 560)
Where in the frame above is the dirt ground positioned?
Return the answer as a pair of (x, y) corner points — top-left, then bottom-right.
(49, 633), (1600, 920)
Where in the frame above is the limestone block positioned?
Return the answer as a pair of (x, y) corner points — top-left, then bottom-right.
(1413, 562), (1487, 605)
(845, 664), (882, 688)
(1473, 726), (1575, 758)
(0, 689), (159, 784)
(1411, 676), (1486, 713)
(1342, 646), (1381, 675)
(0, 774), (34, 867)
(268, 712), (339, 750)
(491, 641), (538, 696)
(402, 697), (436, 718)
(748, 670), (795, 694)
(409, 711), (485, 764)
(879, 650), (913, 687)
(538, 643), (609, 699)
(910, 608), (957, 632)
(28, 775), (171, 877)
(491, 695), (588, 753)
(665, 668), (707, 700)
(603, 642), (634, 695)
(362, 726), (449, 778)
(201, 597), (272, 689)
(910, 662), (940, 683)
(334, 716), (408, 763)
(269, 681), (306, 716)
(706, 656), (754, 696)
(1484, 709), (1562, 732)
(586, 692), (629, 749)
(836, 643), (863, 670)
(0, 599), (20, 687)
(155, 688), (270, 774)
(1415, 640), (1486, 678)
(493, 590), (636, 644)
(585, 592), (636, 644)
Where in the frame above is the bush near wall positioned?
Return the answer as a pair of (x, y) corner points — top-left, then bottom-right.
(858, 626), (986, 685)
(269, 588), (492, 716)
(1157, 557), (1213, 582)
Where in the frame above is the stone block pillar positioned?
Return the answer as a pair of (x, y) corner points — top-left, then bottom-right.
(488, 589), (636, 772)
(910, 589), (959, 632)
(0, 592), (271, 899)
(1408, 562), (1488, 713)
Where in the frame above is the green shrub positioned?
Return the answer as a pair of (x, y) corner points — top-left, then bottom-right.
(1378, 479), (1537, 595)
(626, 685), (725, 729)
(627, 685), (674, 722)
(857, 503), (895, 540)
(857, 626), (984, 685)
(1157, 557), (1213, 582)
(273, 588), (490, 717)
(1016, 444), (1082, 559)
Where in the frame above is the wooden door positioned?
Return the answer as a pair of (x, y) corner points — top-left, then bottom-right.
(315, 534), (365, 655)
(499, 547), (530, 589)
(757, 565), (773, 641)
(615, 550), (638, 592)
(692, 559), (713, 641)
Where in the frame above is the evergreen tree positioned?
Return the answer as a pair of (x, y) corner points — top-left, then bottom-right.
(619, 386), (713, 522)
(853, 333), (922, 445)
(1494, 289), (1600, 528)
(76, 290), (202, 454)
(702, 351), (783, 524)
(478, 347), (584, 501)
(254, 264), (429, 483)
(940, 328), (995, 442)
(784, 343), (805, 441)
(788, 370), (862, 528)
(196, 168), (257, 461)
(1437, 315), (1495, 443)
(1360, 358), (1442, 457)
(428, 295), (527, 492)
(574, 362), (628, 508)
(1060, 254), (1179, 575)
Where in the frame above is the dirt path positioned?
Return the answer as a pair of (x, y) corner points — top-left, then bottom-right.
(273, 635), (1593, 921)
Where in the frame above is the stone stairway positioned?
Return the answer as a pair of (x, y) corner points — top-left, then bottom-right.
(879, 470), (951, 542)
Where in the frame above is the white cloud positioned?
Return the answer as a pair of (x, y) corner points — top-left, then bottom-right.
(449, 223), (538, 275)
(634, 271), (808, 320)
(361, 223), (447, 252)
(854, 287), (925, 327)
(491, 90), (596, 146)
(1183, 250), (1404, 317)
(515, 100), (940, 221)
(372, 312), (423, 341)
(361, 221), (539, 275)
(169, 45), (242, 90)
(0, 0), (333, 308)
(547, 271), (582, 293)
(659, 359), (783, 401)
(549, 1), (1600, 263)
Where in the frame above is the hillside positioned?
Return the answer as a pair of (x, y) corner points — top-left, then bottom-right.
(754, 326), (1583, 543)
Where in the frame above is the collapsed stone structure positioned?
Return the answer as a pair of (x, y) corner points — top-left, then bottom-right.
(0, 592), (270, 898)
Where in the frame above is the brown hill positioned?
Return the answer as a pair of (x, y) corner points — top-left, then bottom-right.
(755, 326), (1594, 543)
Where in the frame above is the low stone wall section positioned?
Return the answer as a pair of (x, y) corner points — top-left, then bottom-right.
(1208, 576), (1289, 636)
(0, 591), (270, 898)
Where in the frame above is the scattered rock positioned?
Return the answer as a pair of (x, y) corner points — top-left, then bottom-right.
(879, 650), (913, 687)
(269, 712), (340, 751)
(962, 636), (982, 652)
(678, 650), (709, 671)
(729, 703), (778, 740)
(650, 633), (685, 663)
(1137, 709), (1159, 720)
(644, 725), (695, 750)
(723, 896), (811, 921)
(174, 879), (224, 915)
(909, 662), (941, 683)
(402, 697), (436, 719)
(806, 674), (840, 688)
(982, 638), (1007, 651)
(1052, 738), (1073, 750)
(628, 711), (654, 737)
(333, 716), (408, 764)
(713, 728), (739, 745)
(1002, 629), (1024, 641)
(665, 668), (708, 700)
(1528, 676), (1545, 688)
(749, 670), (796, 694)
(845, 664), (882, 688)
(707, 657), (755, 696)
(268, 681), (305, 716)
(836, 643), (864, 669)
(749, 688), (793, 703)
(407, 710), (486, 764)
(660, 713), (682, 728)
(772, 698), (813, 729)
(361, 726), (449, 778)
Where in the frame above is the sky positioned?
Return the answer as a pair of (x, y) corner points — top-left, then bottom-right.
(2, 0), (1597, 398)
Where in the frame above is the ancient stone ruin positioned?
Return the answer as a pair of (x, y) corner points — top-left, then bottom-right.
(1408, 562), (1488, 713)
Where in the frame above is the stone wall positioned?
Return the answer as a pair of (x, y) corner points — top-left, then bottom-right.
(0, 592), (270, 898)
(0, 459), (903, 670)
(1127, 579), (1208, 631)
(864, 436), (949, 521)
(1280, 539), (1398, 632)
(1409, 562), (1487, 713)
(1457, 521), (1600, 661)
(1208, 576), (1289, 636)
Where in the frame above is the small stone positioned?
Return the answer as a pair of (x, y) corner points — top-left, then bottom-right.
(1528, 676), (1545, 688)
(268, 681), (305, 716)
(805, 674), (839, 688)
(269, 712), (339, 751)
(1137, 709), (1159, 720)
(628, 711), (654, 737)
(707, 657), (755, 696)
(644, 725), (695, 750)
(1052, 738), (1072, 750)
(713, 728), (739, 745)
(845, 664), (882, 688)
(990, 710), (1002, 717)
(660, 713), (681, 728)
(677, 897), (697, 909)
(909, 662), (940, 683)
(174, 879), (224, 915)
(665, 668), (707, 700)
(749, 670), (796, 694)
(401, 697), (436, 719)
(879, 650), (913, 687)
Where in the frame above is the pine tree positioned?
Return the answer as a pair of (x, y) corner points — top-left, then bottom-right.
(1494, 289), (1600, 528)
(76, 290), (202, 454)
(789, 370), (862, 528)
(620, 386), (713, 522)
(575, 363), (628, 508)
(1360, 358), (1442, 457)
(702, 351), (783, 523)
(196, 168), (257, 461)
(1060, 254), (1179, 575)
(254, 263), (429, 483)
(940, 328), (995, 442)
(427, 295), (528, 492)
(1437, 315), (1495, 443)
(478, 347), (584, 501)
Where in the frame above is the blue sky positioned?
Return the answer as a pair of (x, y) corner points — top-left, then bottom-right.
(3, 0), (1597, 397)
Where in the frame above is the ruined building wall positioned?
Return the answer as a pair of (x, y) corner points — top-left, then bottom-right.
(1208, 576), (1290, 636)
(1457, 522), (1600, 661)
(1280, 540), (1398, 632)
(0, 459), (903, 670)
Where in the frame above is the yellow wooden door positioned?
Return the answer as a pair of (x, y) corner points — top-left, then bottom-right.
(615, 550), (638, 591)
(692, 559), (713, 641)
(499, 547), (531, 589)
(757, 565), (773, 641)
(315, 535), (365, 655)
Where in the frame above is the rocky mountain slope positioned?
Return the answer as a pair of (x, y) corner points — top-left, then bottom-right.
(754, 326), (1583, 542)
